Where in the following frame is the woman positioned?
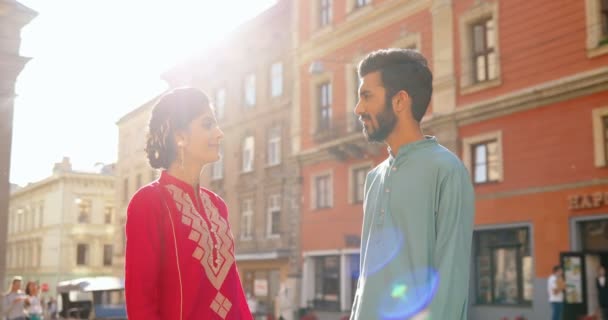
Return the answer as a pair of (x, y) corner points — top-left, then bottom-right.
(125, 87), (252, 320)
(24, 281), (43, 320)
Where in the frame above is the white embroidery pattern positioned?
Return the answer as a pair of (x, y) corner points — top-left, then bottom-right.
(165, 185), (235, 319)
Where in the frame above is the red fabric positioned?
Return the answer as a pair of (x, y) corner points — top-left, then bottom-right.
(125, 171), (252, 320)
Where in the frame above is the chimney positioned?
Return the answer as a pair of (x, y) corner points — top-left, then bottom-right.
(52, 156), (72, 174)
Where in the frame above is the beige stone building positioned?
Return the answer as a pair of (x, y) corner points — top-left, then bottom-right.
(112, 96), (159, 274)
(5, 157), (117, 296)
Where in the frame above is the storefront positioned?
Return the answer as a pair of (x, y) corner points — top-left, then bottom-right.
(236, 254), (291, 319)
(300, 249), (360, 317)
(560, 214), (608, 319)
(470, 186), (608, 320)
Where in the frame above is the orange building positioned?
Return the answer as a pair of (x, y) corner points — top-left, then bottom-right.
(294, 0), (608, 319)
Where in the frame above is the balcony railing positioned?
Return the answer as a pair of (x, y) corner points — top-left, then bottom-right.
(312, 115), (361, 144)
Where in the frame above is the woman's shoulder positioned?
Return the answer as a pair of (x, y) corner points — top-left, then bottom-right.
(127, 182), (163, 213)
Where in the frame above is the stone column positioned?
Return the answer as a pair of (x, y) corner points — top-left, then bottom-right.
(0, 4), (37, 313)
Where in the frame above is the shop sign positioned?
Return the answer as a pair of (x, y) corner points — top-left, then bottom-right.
(568, 192), (608, 210)
(254, 279), (268, 297)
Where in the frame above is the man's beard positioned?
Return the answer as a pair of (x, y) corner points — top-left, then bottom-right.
(362, 99), (397, 143)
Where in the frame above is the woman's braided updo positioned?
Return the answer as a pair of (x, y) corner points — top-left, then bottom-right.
(145, 87), (211, 169)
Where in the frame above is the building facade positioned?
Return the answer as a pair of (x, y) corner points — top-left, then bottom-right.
(5, 157), (118, 297)
(0, 0), (36, 302)
(164, 1), (301, 318)
(295, 0), (608, 319)
(113, 96), (158, 275)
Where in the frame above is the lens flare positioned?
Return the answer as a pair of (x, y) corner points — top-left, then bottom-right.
(362, 225), (404, 277)
(378, 268), (439, 320)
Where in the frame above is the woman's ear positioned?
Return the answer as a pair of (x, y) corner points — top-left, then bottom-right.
(174, 130), (188, 147)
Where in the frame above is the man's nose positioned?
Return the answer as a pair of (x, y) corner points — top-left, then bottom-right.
(354, 100), (362, 116)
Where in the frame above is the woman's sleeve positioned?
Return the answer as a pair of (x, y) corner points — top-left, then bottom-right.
(124, 187), (162, 320)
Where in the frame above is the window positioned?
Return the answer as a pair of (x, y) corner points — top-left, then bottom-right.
(136, 173), (142, 190)
(318, 82), (332, 132)
(243, 271), (254, 296)
(354, 0), (371, 9)
(123, 178), (129, 204)
(103, 245), (113, 266)
(593, 107), (608, 166)
(215, 88), (226, 119)
(474, 227), (532, 305)
(76, 244), (89, 266)
(319, 0), (332, 27)
(242, 135), (255, 172)
(472, 140), (500, 184)
(270, 62), (283, 97)
(353, 69), (363, 132)
(36, 242), (41, 267)
(38, 202), (44, 228)
(314, 255), (340, 311)
(240, 199), (253, 240)
(603, 116), (608, 161)
(120, 132), (129, 160)
(211, 147), (224, 180)
(314, 174), (332, 209)
(462, 131), (503, 183)
(352, 167), (368, 203)
(244, 73), (256, 108)
(602, 0), (608, 38)
(104, 206), (114, 224)
(7, 247), (11, 268)
(585, 0), (608, 56)
(77, 199), (92, 224)
(472, 18), (497, 83)
(25, 245), (31, 267)
(27, 207), (33, 230)
(267, 194), (281, 237)
(459, 2), (500, 91)
(579, 219), (608, 250)
(16, 208), (23, 232)
(267, 126), (281, 166)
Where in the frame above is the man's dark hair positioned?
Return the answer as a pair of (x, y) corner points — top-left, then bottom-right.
(358, 48), (433, 122)
(553, 265), (562, 273)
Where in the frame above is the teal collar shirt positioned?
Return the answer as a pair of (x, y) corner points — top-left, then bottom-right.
(350, 136), (475, 320)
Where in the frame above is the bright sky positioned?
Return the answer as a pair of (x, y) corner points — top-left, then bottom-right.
(10, 0), (276, 186)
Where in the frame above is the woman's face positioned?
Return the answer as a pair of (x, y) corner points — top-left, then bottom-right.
(28, 282), (38, 295)
(178, 110), (224, 167)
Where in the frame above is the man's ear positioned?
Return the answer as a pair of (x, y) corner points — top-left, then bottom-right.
(392, 90), (411, 114)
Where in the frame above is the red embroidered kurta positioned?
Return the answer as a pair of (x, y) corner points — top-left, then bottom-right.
(125, 171), (252, 320)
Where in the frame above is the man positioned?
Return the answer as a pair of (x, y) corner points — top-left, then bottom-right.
(350, 49), (475, 320)
(2, 276), (27, 320)
(597, 266), (608, 320)
(548, 265), (565, 320)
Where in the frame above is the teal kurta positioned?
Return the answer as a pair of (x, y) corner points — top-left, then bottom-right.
(350, 136), (475, 320)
